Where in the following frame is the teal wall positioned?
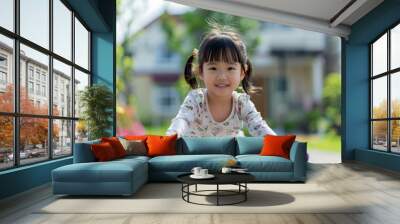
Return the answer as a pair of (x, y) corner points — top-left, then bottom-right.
(343, 0), (400, 171)
(92, 32), (115, 135)
(0, 158), (72, 199)
(92, 33), (114, 87)
(0, 0), (116, 200)
(70, 0), (116, 134)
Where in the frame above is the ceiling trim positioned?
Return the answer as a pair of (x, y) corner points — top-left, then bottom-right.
(330, 0), (368, 27)
(167, 0), (351, 38)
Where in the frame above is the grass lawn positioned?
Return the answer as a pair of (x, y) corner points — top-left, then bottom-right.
(144, 123), (170, 135)
(296, 134), (341, 153)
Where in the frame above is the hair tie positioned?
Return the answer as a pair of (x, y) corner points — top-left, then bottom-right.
(192, 48), (199, 57)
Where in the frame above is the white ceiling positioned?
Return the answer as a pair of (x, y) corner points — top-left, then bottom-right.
(167, 0), (384, 38)
(228, 0), (352, 22)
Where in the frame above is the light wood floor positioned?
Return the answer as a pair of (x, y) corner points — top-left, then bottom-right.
(1, 162), (400, 224)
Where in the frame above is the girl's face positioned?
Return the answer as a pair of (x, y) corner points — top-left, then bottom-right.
(199, 61), (246, 98)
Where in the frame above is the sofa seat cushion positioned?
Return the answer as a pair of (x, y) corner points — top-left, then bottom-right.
(149, 154), (235, 172)
(116, 155), (150, 163)
(236, 155), (293, 172)
(52, 159), (147, 183)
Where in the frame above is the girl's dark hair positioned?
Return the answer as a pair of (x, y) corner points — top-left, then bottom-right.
(184, 24), (260, 94)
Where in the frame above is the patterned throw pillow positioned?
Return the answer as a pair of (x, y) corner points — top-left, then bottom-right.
(119, 138), (147, 156)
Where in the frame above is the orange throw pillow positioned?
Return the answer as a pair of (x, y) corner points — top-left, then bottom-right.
(91, 142), (117, 161)
(260, 135), (296, 159)
(101, 137), (127, 158)
(146, 134), (178, 157)
(124, 135), (148, 141)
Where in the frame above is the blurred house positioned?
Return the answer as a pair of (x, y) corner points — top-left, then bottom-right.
(129, 17), (182, 125)
(129, 12), (340, 129)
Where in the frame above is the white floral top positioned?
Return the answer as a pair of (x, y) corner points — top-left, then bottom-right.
(166, 88), (276, 137)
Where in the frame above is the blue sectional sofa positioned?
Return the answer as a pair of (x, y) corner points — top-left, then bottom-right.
(52, 137), (307, 196)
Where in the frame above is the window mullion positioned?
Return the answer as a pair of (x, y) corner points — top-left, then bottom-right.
(370, 46), (373, 149)
(369, 44), (374, 149)
(49, 0), (53, 160)
(388, 29), (391, 153)
(14, 0), (20, 167)
(71, 10), (76, 154)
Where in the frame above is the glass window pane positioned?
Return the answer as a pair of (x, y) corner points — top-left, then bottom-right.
(20, 44), (49, 115)
(53, 0), (72, 60)
(391, 72), (400, 118)
(53, 119), (72, 158)
(372, 33), (387, 76)
(75, 120), (88, 143)
(372, 77), (387, 119)
(0, 116), (14, 170)
(0, 34), (14, 113)
(74, 17), (89, 70)
(53, 59), (72, 117)
(0, 0), (14, 31)
(372, 121), (388, 151)
(20, 0), (49, 49)
(391, 24), (400, 70)
(391, 120), (400, 153)
(74, 69), (89, 118)
(20, 117), (49, 165)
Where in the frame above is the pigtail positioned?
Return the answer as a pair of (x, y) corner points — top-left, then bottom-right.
(242, 59), (261, 94)
(184, 54), (198, 89)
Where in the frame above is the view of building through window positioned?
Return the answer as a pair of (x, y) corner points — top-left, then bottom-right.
(0, 0), (91, 170)
(371, 23), (400, 153)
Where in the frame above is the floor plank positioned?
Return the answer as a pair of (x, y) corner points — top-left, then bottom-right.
(1, 162), (400, 224)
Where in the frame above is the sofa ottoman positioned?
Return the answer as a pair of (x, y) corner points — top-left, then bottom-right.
(52, 154), (149, 195)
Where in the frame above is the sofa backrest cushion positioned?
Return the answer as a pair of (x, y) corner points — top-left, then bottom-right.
(236, 137), (263, 155)
(177, 137), (236, 155)
(73, 139), (100, 163)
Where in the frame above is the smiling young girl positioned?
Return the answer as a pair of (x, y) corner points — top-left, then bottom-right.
(166, 25), (276, 137)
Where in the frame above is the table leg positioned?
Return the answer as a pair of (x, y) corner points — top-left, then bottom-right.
(195, 184), (197, 192)
(245, 183), (247, 201)
(217, 184), (219, 206)
(187, 184), (190, 202)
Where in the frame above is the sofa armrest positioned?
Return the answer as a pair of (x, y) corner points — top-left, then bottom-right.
(73, 140), (100, 163)
(289, 141), (307, 181)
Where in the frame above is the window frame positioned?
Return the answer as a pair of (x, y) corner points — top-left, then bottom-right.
(0, 0), (92, 171)
(369, 20), (400, 154)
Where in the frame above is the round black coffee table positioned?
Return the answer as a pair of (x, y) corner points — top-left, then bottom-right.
(177, 172), (255, 206)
